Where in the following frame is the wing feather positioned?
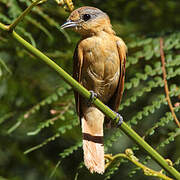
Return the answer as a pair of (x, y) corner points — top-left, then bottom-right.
(107, 37), (127, 113)
(73, 42), (83, 120)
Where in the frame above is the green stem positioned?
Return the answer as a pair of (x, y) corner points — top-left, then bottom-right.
(105, 153), (173, 180)
(0, 21), (180, 179)
(7, 0), (42, 31)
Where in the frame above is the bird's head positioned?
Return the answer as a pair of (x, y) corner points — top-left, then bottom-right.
(61, 6), (114, 37)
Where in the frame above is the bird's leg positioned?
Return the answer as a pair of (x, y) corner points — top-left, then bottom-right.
(104, 105), (124, 128)
(88, 91), (124, 126)
(114, 112), (123, 127)
(88, 90), (97, 106)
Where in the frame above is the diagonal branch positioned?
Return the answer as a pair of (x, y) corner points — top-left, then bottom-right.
(160, 37), (180, 128)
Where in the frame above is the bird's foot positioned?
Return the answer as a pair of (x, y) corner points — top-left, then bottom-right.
(88, 90), (97, 106)
(114, 112), (123, 127)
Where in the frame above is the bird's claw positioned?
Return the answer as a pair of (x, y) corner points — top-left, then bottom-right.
(114, 113), (123, 127)
(88, 90), (97, 105)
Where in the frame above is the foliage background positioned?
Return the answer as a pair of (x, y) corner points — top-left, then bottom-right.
(0, 0), (180, 179)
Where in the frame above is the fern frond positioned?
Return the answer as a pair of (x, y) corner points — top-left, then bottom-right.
(24, 114), (78, 154)
(0, 14), (12, 24)
(124, 60), (179, 92)
(0, 112), (15, 125)
(174, 157), (180, 167)
(8, 0), (21, 19)
(57, 116), (79, 134)
(130, 86), (180, 126)
(104, 158), (128, 180)
(59, 140), (82, 159)
(128, 37), (153, 48)
(129, 94), (165, 125)
(26, 16), (53, 41)
(24, 132), (60, 154)
(105, 130), (122, 151)
(0, 58), (12, 75)
(19, 0), (71, 42)
(157, 128), (180, 150)
(32, 6), (71, 42)
(120, 67), (180, 111)
(120, 77), (163, 110)
(24, 120), (79, 154)
(16, 27), (36, 47)
(27, 102), (74, 136)
(24, 84), (71, 117)
(145, 112), (173, 137)
(7, 84), (71, 134)
(127, 32), (180, 68)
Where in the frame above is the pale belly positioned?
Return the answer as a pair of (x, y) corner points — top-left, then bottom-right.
(81, 48), (120, 103)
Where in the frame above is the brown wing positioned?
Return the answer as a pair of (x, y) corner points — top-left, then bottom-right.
(73, 42), (84, 120)
(107, 37), (127, 112)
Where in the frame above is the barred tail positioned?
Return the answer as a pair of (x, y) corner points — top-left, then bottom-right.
(81, 107), (104, 174)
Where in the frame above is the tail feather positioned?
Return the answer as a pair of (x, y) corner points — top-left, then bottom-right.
(81, 107), (104, 174)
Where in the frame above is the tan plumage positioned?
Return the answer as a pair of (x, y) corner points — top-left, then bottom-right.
(61, 6), (127, 174)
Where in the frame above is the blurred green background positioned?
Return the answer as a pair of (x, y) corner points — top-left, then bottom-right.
(0, 0), (180, 179)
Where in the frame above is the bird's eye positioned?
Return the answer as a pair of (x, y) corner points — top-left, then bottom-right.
(82, 14), (91, 21)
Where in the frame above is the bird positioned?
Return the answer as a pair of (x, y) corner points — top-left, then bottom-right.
(61, 6), (127, 174)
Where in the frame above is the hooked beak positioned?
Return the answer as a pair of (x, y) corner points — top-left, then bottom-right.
(61, 20), (78, 29)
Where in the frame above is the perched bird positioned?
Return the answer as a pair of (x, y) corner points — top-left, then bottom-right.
(61, 6), (127, 174)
